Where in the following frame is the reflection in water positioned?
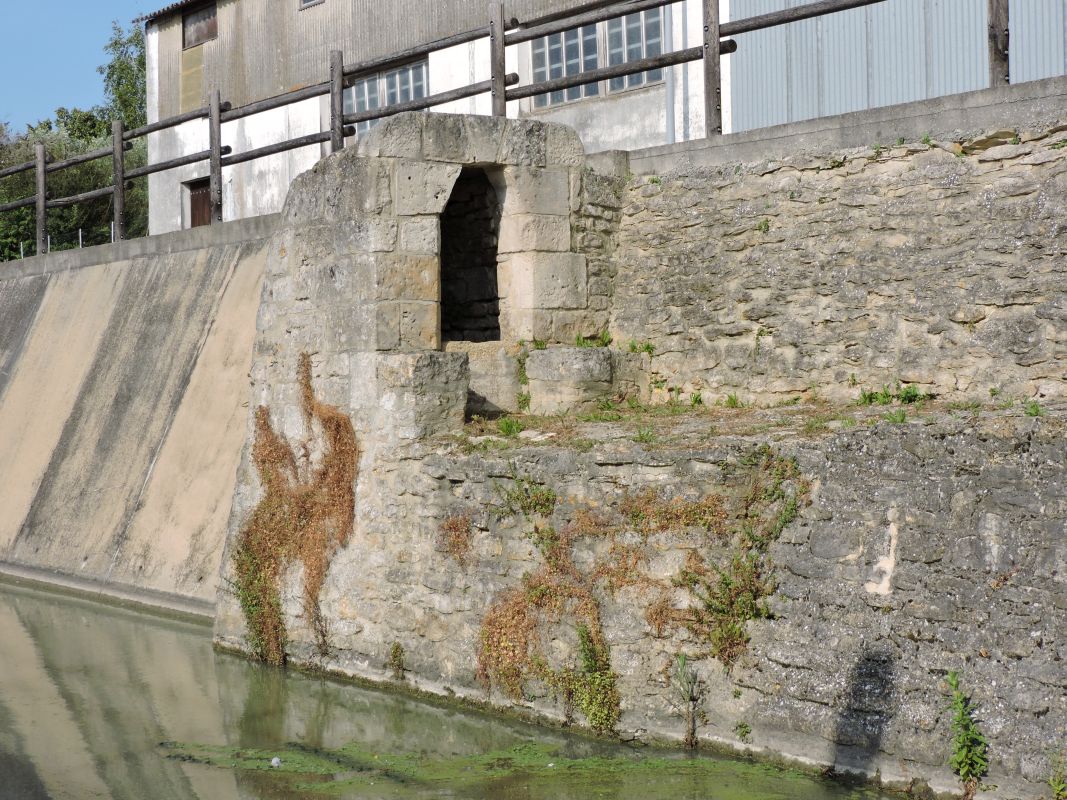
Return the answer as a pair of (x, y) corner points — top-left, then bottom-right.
(0, 582), (890, 800)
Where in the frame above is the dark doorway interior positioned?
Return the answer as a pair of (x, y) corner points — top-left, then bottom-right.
(187, 178), (211, 228)
(440, 168), (501, 343)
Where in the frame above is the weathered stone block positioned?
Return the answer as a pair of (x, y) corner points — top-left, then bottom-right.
(375, 302), (400, 351)
(545, 124), (585, 166)
(376, 254), (438, 302)
(399, 301), (440, 350)
(499, 119), (547, 167)
(395, 160), (462, 215)
(495, 167), (570, 215)
(526, 346), (613, 414)
(283, 156), (393, 222)
(399, 215), (440, 255)
(444, 341), (521, 415)
(497, 214), (571, 253)
(355, 113), (423, 159)
(501, 252), (588, 310)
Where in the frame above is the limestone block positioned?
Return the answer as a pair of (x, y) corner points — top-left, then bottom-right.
(444, 341), (521, 415)
(283, 156), (393, 222)
(375, 302), (400, 351)
(355, 113), (423, 159)
(376, 351), (468, 438)
(395, 160), (462, 215)
(501, 252), (587, 310)
(611, 351), (651, 404)
(495, 167), (570, 216)
(499, 119), (547, 167)
(526, 346), (612, 414)
(398, 301), (440, 350)
(497, 214), (571, 254)
(376, 254), (438, 302)
(399, 216), (440, 255)
(545, 124), (585, 167)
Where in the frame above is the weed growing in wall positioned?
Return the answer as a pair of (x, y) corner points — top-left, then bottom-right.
(232, 353), (358, 667)
(438, 514), (474, 566)
(946, 671), (989, 800)
(389, 642), (406, 681)
(1048, 750), (1067, 800)
(668, 446), (809, 668)
(670, 653), (702, 748)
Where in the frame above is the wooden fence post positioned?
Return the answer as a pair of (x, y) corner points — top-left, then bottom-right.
(330, 50), (346, 151)
(489, 2), (507, 116)
(209, 89), (223, 223)
(703, 0), (722, 136)
(988, 0), (1009, 87)
(35, 143), (47, 255)
(112, 120), (126, 241)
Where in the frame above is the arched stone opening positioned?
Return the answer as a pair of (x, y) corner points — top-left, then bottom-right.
(440, 168), (502, 343)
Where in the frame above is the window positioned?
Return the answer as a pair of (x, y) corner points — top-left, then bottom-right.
(532, 26), (599, 108)
(343, 61), (428, 135)
(182, 3), (217, 50)
(299, 0), (324, 7)
(530, 9), (664, 108)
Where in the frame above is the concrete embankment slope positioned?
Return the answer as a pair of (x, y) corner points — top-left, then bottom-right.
(0, 217), (275, 611)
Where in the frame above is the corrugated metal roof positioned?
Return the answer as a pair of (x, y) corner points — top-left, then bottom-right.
(135, 0), (209, 24)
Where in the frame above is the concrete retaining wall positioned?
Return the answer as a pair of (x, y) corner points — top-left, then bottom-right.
(0, 218), (274, 610)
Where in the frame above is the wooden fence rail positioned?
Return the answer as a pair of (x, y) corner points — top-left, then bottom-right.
(1, 0), (914, 259)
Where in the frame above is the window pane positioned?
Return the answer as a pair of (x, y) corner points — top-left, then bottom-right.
(583, 25), (599, 97)
(532, 40), (547, 81)
(412, 64), (426, 99)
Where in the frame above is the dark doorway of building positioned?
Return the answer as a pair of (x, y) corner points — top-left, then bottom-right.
(187, 178), (211, 228)
(440, 168), (501, 342)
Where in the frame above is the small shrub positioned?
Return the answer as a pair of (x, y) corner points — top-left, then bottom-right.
(671, 653), (701, 748)
(576, 331), (612, 348)
(498, 416), (524, 437)
(756, 218), (770, 234)
(389, 642), (406, 681)
(629, 340), (655, 355)
(947, 671), (989, 799)
(532, 338), (548, 350)
(921, 133), (933, 146)
(859, 385), (894, 405)
(884, 409), (907, 424)
(634, 426), (656, 444)
(1025, 400), (1044, 417)
(734, 721), (752, 743)
(724, 393), (743, 409)
(498, 474), (557, 518)
(517, 392), (531, 412)
(596, 398), (616, 412)
(690, 392), (704, 407)
(1048, 751), (1067, 800)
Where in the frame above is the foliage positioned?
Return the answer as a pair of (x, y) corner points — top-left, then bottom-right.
(671, 653), (702, 748)
(438, 514), (474, 566)
(1024, 400), (1044, 417)
(734, 721), (752, 743)
(388, 642), (406, 680)
(634, 426), (656, 444)
(498, 416), (524, 437)
(724, 394), (743, 409)
(0, 20), (147, 260)
(946, 671), (989, 799)
(232, 354), (359, 666)
(859, 382), (931, 406)
(628, 340), (655, 355)
(576, 331), (613, 348)
(756, 218), (770, 233)
(1049, 751), (1067, 800)
(621, 488), (726, 536)
(497, 473), (557, 518)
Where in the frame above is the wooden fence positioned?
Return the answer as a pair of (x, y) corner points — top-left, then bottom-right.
(10, 0), (1005, 257)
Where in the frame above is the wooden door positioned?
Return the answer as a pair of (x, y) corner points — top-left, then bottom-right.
(188, 179), (211, 228)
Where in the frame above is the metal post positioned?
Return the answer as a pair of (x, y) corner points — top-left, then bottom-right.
(112, 120), (127, 240)
(79, 229), (83, 248)
(35, 143), (47, 255)
(489, 2), (507, 116)
(702, 0), (722, 136)
(330, 50), (346, 151)
(209, 89), (224, 223)
(988, 0), (1009, 87)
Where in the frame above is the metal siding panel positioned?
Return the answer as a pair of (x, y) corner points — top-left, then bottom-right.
(787, 9), (821, 121)
(818, 5), (868, 117)
(730, 0), (791, 132)
(927, 0), (986, 97)
(1009, 0), (1067, 83)
(867, 0), (927, 107)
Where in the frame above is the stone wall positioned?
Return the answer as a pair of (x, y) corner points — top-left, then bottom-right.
(612, 125), (1067, 405)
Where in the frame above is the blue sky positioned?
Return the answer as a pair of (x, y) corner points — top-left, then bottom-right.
(0, 1), (151, 132)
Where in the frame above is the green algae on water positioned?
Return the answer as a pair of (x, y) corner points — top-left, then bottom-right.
(160, 740), (885, 799)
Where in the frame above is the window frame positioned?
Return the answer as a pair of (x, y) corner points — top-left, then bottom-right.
(342, 60), (429, 135)
(528, 8), (666, 110)
(182, 2), (218, 51)
(298, 0), (325, 9)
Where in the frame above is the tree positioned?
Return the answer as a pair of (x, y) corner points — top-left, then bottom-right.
(99, 21), (147, 130)
(0, 20), (147, 260)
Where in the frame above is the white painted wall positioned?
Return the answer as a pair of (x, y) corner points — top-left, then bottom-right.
(146, 0), (725, 234)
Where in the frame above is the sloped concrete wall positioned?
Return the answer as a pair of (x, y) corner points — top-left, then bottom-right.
(0, 218), (273, 609)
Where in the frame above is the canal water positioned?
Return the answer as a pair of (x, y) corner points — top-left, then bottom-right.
(0, 581), (890, 800)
